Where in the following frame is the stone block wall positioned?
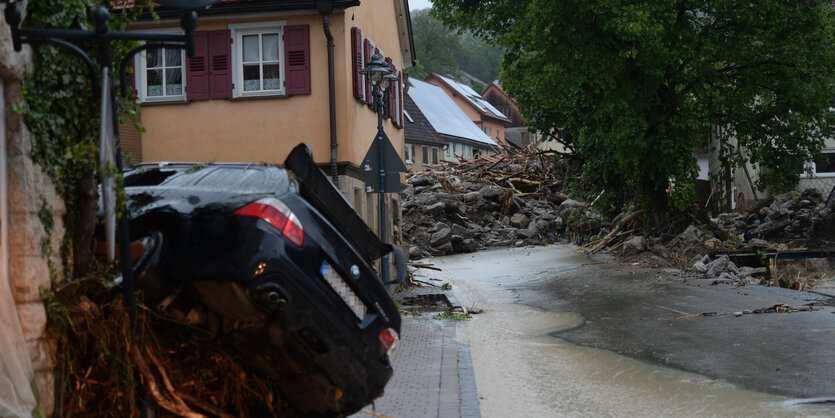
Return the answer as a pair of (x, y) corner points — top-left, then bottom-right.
(2, 14), (64, 415)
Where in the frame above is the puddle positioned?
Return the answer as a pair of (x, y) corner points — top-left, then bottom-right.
(430, 245), (834, 418)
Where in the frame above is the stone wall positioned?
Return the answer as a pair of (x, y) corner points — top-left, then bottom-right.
(1, 14), (64, 415)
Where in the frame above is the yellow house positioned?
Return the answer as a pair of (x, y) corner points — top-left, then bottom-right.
(123, 0), (414, 243)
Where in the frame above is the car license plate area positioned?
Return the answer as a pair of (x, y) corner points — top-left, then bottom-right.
(319, 260), (367, 320)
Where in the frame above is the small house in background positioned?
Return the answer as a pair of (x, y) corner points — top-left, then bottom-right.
(423, 73), (511, 147)
(406, 78), (496, 168)
(481, 81), (535, 147)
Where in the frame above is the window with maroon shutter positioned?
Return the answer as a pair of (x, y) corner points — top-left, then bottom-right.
(186, 31), (209, 101)
(364, 38), (372, 106)
(284, 25), (310, 95)
(207, 29), (232, 99)
(351, 27), (364, 100)
(384, 57), (394, 119)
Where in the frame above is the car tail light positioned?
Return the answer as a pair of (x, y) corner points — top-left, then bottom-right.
(378, 328), (399, 356)
(235, 198), (304, 247)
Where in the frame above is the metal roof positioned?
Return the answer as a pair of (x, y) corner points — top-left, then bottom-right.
(404, 94), (446, 146)
(433, 74), (510, 123)
(407, 78), (496, 146)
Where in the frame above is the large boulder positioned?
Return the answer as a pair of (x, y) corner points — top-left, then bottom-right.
(510, 213), (531, 229)
(621, 236), (648, 257)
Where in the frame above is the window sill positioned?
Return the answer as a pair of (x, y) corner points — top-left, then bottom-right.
(139, 98), (188, 106)
(230, 93), (290, 101)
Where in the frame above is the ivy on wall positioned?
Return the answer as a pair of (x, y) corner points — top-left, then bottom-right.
(16, 0), (153, 277)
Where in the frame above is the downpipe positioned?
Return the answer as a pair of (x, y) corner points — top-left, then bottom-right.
(318, 1), (339, 186)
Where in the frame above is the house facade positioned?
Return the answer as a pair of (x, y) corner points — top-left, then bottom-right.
(423, 73), (511, 148)
(406, 77), (496, 166)
(125, 0), (414, 256)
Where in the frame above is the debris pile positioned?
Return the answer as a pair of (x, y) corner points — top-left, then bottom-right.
(402, 147), (594, 258)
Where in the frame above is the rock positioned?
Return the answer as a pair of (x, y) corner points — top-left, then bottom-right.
(408, 175), (435, 187)
(429, 228), (452, 247)
(622, 236), (648, 257)
(408, 246), (421, 259)
(462, 191), (482, 202)
(516, 228), (535, 239)
(436, 241), (455, 254)
(479, 186), (506, 201)
(692, 261), (707, 274)
(510, 213), (530, 229)
(734, 311), (743, 317)
(705, 255), (730, 277)
(704, 238), (722, 251)
(426, 201), (445, 216)
(756, 218), (791, 238)
(747, 238), (769, 248)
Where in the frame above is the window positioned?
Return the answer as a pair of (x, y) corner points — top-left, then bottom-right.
(803, 149), (835, 177)
(487, 127), (492, 137)
(431, 147), (439, 165)
(405, 144), (414, 164)
(421, 145), (429, 165)
(140, 46), (185, 102)
(444, 144), (451, 158)
(231, 22), (285, 97)
(453, 143), (461, 156)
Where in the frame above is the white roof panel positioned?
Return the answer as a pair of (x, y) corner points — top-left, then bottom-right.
(436, 74), (510, 121)
(408, 78), (496, 146)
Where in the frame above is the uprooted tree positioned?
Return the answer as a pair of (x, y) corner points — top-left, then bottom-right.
(432, 0), (835, 216)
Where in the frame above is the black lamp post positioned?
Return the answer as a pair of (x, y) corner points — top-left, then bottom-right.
(2, 0), (217, 335)
(360, 54), (398, 285)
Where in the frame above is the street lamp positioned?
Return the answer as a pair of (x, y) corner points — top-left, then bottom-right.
(360, 54), (397, 285)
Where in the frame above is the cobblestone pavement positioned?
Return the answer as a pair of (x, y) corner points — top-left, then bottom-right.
(350, 314), (479, 418)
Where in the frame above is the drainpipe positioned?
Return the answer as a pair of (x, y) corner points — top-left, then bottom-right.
(317, 0), (339, 186)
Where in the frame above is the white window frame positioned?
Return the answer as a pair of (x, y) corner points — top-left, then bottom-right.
(421, 145), (429, 165)
(135, 28), (187, 103)
(405, 144), (414, 164)
(431, 147), (439, 165)
(444, 144), (451, 158)
(803, 149), (835, 178)
(230, 21), (287, 98)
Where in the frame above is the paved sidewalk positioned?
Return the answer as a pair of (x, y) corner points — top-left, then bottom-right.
(350, 312), (480, 418)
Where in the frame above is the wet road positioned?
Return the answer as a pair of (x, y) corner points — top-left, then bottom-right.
(427, 245), (835, 417)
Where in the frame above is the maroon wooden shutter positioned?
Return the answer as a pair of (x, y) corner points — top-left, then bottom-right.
(351, 27), (364, 99)
(186, 31), (209, 101)
(124, 56), (137, 97)
(384, 57), (394, 119)
(207, 29), (232, 99)
(394, 68), (403, 128)
(364, 38), (373, 105)
(284, 25), (310, 95)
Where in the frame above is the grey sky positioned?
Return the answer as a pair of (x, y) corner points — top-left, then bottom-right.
(409, 0), (433, 11)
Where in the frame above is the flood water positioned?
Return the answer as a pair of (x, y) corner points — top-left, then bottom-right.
(428, 245), (833, 417)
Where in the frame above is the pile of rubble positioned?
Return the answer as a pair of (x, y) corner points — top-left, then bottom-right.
(401, 147), (592, 258)
(401, 147), (835, 290)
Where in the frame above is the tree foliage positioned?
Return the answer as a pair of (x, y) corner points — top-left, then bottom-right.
(407, 8), (502, 86)
(432, 0), (835, 214)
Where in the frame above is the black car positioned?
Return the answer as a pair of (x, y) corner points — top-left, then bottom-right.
(116, 144), (403, 416)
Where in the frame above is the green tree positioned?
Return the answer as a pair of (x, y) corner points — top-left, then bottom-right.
(432, 0), (835, 215)
(407, 8), (463, 79)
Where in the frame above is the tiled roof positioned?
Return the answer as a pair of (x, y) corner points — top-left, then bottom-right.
(408, 78), (495, 146)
